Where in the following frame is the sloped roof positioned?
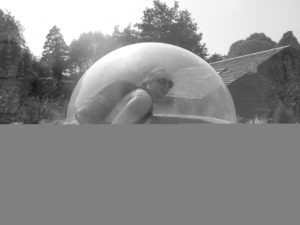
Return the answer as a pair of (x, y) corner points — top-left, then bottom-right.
(166, 67), (218, 99)
(210, 46), (290, 85)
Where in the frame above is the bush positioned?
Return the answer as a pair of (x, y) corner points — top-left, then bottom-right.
(15, 97), (68, 124)
(246, 117), (269, 124)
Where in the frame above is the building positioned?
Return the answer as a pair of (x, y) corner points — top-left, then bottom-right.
(211, 46), (300, 122)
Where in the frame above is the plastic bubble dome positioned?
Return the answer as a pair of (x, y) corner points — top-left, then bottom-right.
(66, 43), (236, 124)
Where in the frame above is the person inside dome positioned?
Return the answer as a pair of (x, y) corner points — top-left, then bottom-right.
(74, 68), (174, 124)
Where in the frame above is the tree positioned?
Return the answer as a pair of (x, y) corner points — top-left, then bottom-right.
(41, 25), (69, 83)
(0, 9), (25, 74)
(207, 53), (224, 63)
(228, 33), (277, 58)
(278, 31), (299, 48)
(135, 0), (207, 59)
(17, 48), (41, 97)
(69, 31), (110, 76)
(110, 24), (140, 50)
(0, 9), (25, 47)
(68, 26), (140, 78)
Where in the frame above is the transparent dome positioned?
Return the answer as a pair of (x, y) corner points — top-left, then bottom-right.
(66, 43), (236, 124)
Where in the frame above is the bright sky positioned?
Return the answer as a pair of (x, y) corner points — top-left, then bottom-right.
(2, 0), (300, 57)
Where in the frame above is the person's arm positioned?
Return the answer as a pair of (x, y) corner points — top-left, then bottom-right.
(111, 90), (152, 124)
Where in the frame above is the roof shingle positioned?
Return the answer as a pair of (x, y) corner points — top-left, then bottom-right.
(210, 46), (290, 85)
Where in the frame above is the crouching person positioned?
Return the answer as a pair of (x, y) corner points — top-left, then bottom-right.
(75, 68), (174, 124)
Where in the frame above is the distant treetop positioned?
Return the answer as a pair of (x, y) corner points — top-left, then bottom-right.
(277, 31), (299, 48)
(227, 33), (277, 58)
(135, 0), (208, 59)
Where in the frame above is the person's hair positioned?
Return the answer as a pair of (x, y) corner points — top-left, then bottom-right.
(141, 68), (172, 87)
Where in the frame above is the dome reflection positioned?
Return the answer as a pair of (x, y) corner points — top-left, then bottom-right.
(66, 43), (236, 124)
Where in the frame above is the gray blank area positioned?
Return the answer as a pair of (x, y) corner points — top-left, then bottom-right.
(0, 126), (299, 225)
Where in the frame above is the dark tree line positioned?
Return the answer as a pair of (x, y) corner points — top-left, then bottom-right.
(205, 31), (300, 63)
(0, 1), (209, 99)
(1, 0), (300, 97)
(1, 9), (26, 74)
(0, 9), (39, 98)
(227, 31), (299, 59)
(65, 0), (208, 78)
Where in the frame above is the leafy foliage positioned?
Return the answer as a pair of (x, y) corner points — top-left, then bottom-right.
(0, 9), (25, 73)
(61, 0), (209, 80)
(273, 100), (296, 123)
(207, 53), (224, 63)
(228, 33), (276, 58)
(17, 49), (40, 98)
(68, 25), (139, 77)
(41, 25), (69, 82)
(135, 0), (207, 58)
(278, 31), (299, 48)
(111, 25), (140, 50)
(69, 31), (109, 75)
(15, 96), (68, 124)
(0, 9), (25, 47)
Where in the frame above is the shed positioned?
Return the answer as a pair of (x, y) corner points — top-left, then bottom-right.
(211, 46), (300, 122)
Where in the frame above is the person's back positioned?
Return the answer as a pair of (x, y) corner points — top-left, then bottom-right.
(107, 88), (153, 124)
(74, 68), (173, 124)
(75, 81), (138, 124)
(75, 80), (153, 124)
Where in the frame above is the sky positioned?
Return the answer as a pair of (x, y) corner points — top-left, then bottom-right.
(2, 0), (300, 57)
